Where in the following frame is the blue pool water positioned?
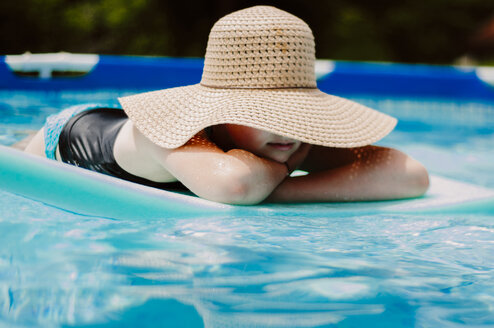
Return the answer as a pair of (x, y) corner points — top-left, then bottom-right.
(1, 90), (494, 327)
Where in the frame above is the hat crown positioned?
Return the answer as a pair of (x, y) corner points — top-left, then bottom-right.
(200, 6), (317, 89)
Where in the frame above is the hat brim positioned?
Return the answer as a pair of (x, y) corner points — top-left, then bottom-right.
(118, 84), (397, 149)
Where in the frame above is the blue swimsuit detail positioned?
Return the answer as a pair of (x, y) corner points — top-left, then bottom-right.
(43, 103), (121, 159)
(42, 103), (187, 191)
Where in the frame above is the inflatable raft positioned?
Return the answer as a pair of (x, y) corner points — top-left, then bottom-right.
(1, 145), (493, 219)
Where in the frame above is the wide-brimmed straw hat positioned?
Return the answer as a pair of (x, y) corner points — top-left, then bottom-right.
(119, 5), (397, 149)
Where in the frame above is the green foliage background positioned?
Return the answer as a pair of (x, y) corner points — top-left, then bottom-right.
(1, 0), (493, 64)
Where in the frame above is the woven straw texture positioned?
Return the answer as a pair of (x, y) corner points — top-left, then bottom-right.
(119, 5), (397, 149)
(201, 5), (316, 88)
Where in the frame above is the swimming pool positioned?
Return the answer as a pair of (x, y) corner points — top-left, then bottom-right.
(1, 55), (494, 327)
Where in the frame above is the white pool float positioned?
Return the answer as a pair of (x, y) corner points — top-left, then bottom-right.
(1, 145), (493, 219)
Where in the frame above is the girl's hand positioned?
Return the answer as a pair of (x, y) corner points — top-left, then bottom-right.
(285, 143), (312, 174)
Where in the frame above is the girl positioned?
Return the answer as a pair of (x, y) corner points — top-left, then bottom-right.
(24, 6), (429, 205)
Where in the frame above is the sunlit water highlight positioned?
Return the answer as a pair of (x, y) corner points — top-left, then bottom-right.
(1, 90), (494, 327)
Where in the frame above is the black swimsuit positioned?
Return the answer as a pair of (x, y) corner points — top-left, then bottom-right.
(58, 108), (186, 190)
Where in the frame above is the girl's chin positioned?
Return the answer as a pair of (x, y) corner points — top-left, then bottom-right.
(262, 152), (292, 163)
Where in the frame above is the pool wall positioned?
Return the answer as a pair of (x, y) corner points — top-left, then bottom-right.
(2, 54), (494, 102)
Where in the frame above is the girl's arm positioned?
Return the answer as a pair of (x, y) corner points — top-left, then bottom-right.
(148, 131), (289, 205)
(267, 145), (429, 203)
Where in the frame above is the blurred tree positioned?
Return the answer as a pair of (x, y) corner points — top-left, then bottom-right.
(0, 0), (492, 64)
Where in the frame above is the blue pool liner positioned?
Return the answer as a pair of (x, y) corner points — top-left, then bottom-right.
(2, 55), (494, 102)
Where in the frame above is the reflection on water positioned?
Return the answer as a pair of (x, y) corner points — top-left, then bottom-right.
(0, 90), (124, 145)
(1, 190), (494, 327)
(1, 92), (494, 326)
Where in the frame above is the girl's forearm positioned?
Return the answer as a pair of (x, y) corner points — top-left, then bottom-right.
(160, 133), (289, 205)
(267, 149), (429, 203)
